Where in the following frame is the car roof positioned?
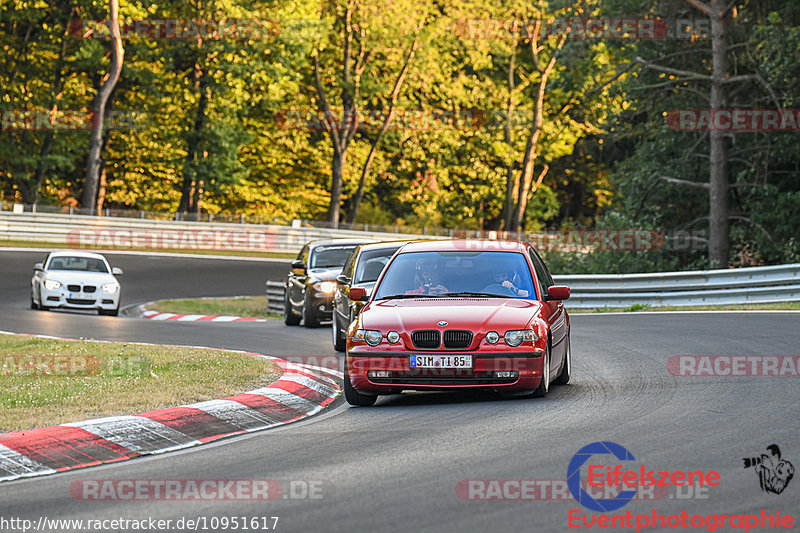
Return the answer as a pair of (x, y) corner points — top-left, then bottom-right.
(47, 251), (109, 261)
(355, 240), (411, 253)
(396, 239), (529, 254)
(307, 238), (375, 248)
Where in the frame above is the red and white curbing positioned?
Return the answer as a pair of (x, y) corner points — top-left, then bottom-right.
(0, 356), (340, 483)
(141, 310), (266, 322)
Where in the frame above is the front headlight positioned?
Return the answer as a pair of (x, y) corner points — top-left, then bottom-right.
(43, 279), (61, 290)
(318, 281), (336, 294)
(354, 329), (383, 346)
(504, 329), (538, 347)
(101, 283), (119, 293)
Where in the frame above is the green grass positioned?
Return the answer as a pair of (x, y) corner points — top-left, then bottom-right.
(0, 239), (295, 259)
(148, 296), (280, 319)
(569, 302), (800, 313)
(0, 333), (280, 432)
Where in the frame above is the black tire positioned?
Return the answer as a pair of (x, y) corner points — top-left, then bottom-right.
(553, 332), (571, 386)
(344, 365), (377, 406)
(99, 307), (119, 317)
(532, 339), (551, 398)
(283, 289), (301, 326)
(302, 290), (320, 328)
(30, 294), (38, 310)
(332, 312), (346, 352)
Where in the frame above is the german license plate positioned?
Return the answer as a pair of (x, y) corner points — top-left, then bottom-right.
(410, 355), (472, 369)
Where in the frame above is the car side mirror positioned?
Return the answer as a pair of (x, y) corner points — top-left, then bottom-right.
(336, 274), (351, 285)
(349, 287), (368, 302)
(546, 286), (570, 301)
(34, 263), (43, 272)
(291, 259), (306, 274)
(112, 267), (123, 276)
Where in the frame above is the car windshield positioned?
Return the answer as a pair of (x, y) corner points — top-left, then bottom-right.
(310, 245), (359, 269)
(47, 256), (109, 273)
(372, 251), (536, 300)
(354, 247), (401, 283)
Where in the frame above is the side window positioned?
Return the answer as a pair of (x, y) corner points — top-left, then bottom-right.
(297, 245), (309, 263)
(528, 248), (552, 299)
(532, 249), (555, 286)
(342, 249), (358, 279)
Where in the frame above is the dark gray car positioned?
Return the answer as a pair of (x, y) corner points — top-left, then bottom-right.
(284, 239), (372, 328)
(331, 241), (407, 351)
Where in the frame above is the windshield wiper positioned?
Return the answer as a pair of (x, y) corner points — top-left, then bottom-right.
(440, 291), (507, 298)
(375, 294), (448, 300)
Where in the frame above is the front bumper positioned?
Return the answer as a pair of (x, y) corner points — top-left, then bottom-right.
(40, 286), (119, 310)
(347, 349), (545, 393)
(309, 292), (334, 320)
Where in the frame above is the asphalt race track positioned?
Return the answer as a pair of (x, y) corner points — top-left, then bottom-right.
(0, 249), (798, 533)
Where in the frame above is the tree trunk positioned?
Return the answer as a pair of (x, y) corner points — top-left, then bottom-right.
(21, 16), (69, 205)
(179, 66), (209, 213)
(502, 38), (519, 230)
(96, 167), (107, 213)
(508, 29), (565, 231)
(329, 147), (346, 225)
(707, 0), (730, 268)
(82, 0), (124, 215)
(346, 18), (425, 225)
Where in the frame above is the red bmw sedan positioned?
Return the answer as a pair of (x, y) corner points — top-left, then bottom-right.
(344, 240), (571, 406)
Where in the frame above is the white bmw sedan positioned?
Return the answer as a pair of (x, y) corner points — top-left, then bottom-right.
(31, 251), (123, 316)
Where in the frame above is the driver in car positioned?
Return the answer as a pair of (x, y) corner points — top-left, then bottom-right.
(406, 258), (449, 295)
(490, 269), (529, 297)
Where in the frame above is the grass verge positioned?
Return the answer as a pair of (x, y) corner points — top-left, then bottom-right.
(147, 296), (280, 319)
(150, 297), (800, 317)
(570, 302), (800, 313)
(0, 239), (295, 259)
(0, 332), (280, 432)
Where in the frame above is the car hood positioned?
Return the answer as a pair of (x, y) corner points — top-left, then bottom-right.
(307, 268), (341, 282)
(41, 271), (117, 284)
(360, 298), (542, 331)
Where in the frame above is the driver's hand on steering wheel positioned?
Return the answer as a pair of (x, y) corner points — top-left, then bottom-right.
(428, 284), (448, 295)
(501, 280), (529, 297)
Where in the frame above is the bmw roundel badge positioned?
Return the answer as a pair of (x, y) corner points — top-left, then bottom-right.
(437, 321), (448, 327)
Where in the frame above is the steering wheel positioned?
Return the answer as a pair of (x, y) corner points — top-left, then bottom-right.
(481, 283), (516, 297)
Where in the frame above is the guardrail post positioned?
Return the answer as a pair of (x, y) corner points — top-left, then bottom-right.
(265, 280), (286, 315)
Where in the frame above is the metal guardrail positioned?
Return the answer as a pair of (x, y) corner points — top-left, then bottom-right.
(266, 281), (285, 315)
(555, 264), (800, 308)
(3, 211), (799, 309)
(0, 212), (432, 253)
